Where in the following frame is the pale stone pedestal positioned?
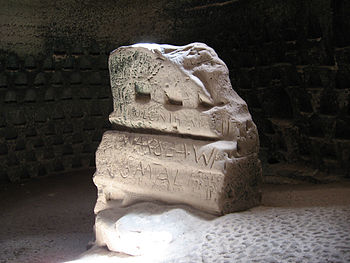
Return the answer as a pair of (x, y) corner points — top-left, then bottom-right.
(93, 42), (262, 255)
(94, 130), (261, 215)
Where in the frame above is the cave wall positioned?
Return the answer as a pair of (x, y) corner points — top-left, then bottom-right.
(172, 0), (350, 182)
(0, 0), (349, 183)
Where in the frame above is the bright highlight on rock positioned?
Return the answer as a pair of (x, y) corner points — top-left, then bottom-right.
(93, 42), (262, 254)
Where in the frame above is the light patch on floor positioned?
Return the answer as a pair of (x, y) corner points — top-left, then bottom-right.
(0, 170), (349, 263)
(66, 204), (350, 263)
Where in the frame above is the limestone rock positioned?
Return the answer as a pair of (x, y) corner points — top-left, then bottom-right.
(108, 43), (259, 154)
(94, 201), (213, 257)
(94, 130), (261, 215)
(94, 43), (262, 246)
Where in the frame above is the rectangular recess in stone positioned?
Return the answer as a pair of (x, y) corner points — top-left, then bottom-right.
(52, 108), (65, 120)
(7, 153), (19, 166)
(45, 123), (56, 135)
(0, 73), (8, 88)
(89, 72), (102, 85)
(44, 87), (55, 101)
(8, 110), (26, 126)
(79, 57), (92, 70)
(71, 106), (84, 118)
(0, 114), (5, 127)
(33, 138), (44, 148)
(43, 57), (54, 71)
(63, 123), (73, 134)
(25, 151), (37, 162)
(5, 90), (17, 103)
(52, 135), (64, 145)
(63, 57), (75, 70)
(62, 144), (74, 155)
(83, 120), (95, 131)
(70, 72), (82, 84)
(72, 133), (84, 144)
(0, 143), (8, 155)
(90, 103), (103, 117)
(61, 88), (73, 100)
(6, 54), (20, 70)
(15, 139), (26, 151)
(5, 127), (18, 140)
(24, 89), (37, 102)
(43, 148), (55, 159)
(80, 87), (92, 100)
(24, 56), (36, 70)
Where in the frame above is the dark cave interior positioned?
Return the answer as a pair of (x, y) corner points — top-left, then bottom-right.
(1, 0), (349, 184)
(0, 0), (350, 262)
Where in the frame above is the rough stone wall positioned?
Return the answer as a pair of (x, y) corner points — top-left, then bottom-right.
(169, 0), (350, 182)
(1, 0), (349, 182)
(0, 0), (173, 56)
(0, 44), (112, 181)
(0, 0), (172, 182)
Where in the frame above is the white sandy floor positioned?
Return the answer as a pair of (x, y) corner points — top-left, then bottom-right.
(0, 170), (349, 263)
(69, 204), (350, 263)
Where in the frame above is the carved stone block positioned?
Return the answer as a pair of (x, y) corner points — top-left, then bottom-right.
(94, 42), (261, 215)
(94, 130), (261, 215)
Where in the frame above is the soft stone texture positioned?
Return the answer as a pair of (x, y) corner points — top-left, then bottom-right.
(75, 203), (350, 263)
(108, 43), (259, 146)
(93, 42), (262, 254)
(94, 130), (261, 215)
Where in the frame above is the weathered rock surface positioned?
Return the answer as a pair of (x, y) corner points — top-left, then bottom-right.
(94, 130), (261, 215)
(93, 42), (262, 254)
(108, 43), (259, 149)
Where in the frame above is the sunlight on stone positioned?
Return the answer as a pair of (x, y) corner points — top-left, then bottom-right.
(83, 42), (262, 260)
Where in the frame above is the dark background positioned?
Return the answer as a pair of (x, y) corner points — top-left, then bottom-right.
(0, 0), (349, 184)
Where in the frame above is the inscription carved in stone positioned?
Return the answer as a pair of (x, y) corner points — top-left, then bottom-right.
(93, 43), (262, 253)
(94, 130), (261, 214)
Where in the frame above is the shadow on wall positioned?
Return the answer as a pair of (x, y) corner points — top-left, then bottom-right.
(0, 42), (113, 182)
(1, 0), (350, 183)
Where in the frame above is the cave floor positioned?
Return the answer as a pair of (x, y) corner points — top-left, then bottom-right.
(0, 170), (349, 263)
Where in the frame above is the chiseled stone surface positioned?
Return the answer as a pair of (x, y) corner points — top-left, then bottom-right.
(93, 42), (262, 254)
(94, 130), (261, 215)
(108, 43), (259, 149)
